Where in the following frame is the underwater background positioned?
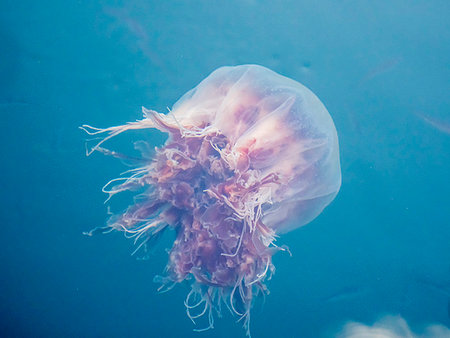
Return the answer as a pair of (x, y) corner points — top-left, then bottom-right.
(1, 1), (449, 337)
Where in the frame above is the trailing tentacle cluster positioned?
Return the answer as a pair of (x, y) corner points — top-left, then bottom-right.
(82, 109), (287, 336)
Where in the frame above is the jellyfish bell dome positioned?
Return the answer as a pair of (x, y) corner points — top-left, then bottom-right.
(169, 65), (341, 234)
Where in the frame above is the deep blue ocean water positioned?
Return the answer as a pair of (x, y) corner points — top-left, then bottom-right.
(1, 1), (449, 337)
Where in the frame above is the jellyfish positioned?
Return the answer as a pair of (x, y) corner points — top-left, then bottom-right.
(82, 65), (341, 336)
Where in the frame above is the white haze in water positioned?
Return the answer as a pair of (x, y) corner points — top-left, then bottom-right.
(338, 315), (450, 338)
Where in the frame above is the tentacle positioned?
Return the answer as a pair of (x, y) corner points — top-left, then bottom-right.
(221, 219), (246, 257)
(230, 276), (245, 316)
(246, 257), (271, 287)
(80, 117), (155, 156)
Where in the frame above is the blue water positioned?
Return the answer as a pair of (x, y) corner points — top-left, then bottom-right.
(1, 1), (449, 337)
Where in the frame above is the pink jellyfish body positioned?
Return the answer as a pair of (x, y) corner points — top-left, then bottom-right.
(82, 65), (341, 336)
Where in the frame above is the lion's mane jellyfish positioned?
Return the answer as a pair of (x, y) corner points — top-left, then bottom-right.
(82, 65), (341, 336)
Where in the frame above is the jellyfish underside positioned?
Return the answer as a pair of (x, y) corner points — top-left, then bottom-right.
(83, 65), (341, 336)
